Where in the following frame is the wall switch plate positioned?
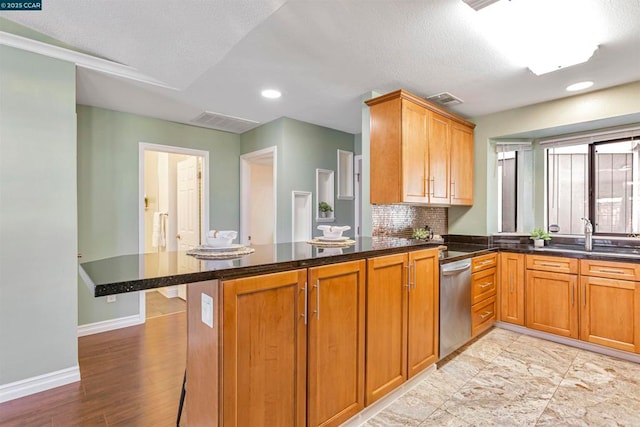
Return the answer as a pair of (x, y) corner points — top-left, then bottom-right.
(106, 295), (116, 303)
(201, 293), (214, 328)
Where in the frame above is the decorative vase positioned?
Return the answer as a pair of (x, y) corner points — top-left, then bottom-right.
(320, 211), (328, 218)
(533, 239), (544, 247)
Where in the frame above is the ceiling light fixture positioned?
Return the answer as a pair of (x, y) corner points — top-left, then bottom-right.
(476, 0), (601, 76)
(261, 89), (282, 99)
(566, 81), (594, 92)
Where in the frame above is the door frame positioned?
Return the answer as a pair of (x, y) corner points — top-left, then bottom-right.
(354, 154), (363, 237)
(138, 142), (210, 319)
(240, 146), (278, 245)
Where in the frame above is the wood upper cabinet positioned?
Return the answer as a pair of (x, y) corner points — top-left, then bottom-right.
(428, 112), (451, 205)
(307, 261), (366, 427)
(365, 248), (439, 405)
(499, 252), (525, 326)
(367, 89), (475, 206)
(525, 268), (579, 339)
(222, 270), (308, 427)
(450, 122), (474, 206)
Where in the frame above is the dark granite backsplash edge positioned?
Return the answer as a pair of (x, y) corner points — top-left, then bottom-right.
(447, 233), (640, 250)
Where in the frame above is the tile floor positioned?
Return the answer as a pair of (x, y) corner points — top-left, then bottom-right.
(145, 290), (186, 319)
(363, 328), (640, 426)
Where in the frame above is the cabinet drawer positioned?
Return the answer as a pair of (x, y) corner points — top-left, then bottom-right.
(471, 295), (496, 337)
(526, 255), (578, 274)
(472, 253), (497, 273)
(580, 259), (640, 281)
(471, 267), (497, 305)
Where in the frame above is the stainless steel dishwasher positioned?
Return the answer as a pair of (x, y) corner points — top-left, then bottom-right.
(439, 258), (472, 359)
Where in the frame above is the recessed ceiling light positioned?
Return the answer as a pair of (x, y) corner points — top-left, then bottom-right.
(261, 89), (281, 99)
(566, 81), (594, 92)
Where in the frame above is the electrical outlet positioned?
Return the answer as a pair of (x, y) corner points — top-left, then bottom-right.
(106, 295), (116, 303)
(201, 293), (214, 328)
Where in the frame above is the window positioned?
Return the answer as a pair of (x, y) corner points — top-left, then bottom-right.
(498, 150), (517, 232)
(547, 138), (640, 235)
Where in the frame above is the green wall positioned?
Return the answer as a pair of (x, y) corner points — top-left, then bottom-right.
(0, 46), (78, 385)
(449, 81), (640, 235)
(240, 117), (356, 242)
(77, 105), (241, 325)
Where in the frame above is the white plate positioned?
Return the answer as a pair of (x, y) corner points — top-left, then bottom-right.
(198, 244), (244, 252)
(318, 236), (349, 242)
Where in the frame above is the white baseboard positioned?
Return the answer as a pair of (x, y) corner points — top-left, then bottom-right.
(157, 286), (179, 299)
(341, 365), (437, 427)
(0, 365), (80, 403)
(495, 322), (640, 364)
(77, 314), (144, 337)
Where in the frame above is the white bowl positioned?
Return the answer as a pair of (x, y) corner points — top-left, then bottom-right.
(206, 230), (237, 247)
(317, 225), (351, 238)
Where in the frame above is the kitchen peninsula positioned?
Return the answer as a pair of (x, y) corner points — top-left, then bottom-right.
(80, 237), (443, 426)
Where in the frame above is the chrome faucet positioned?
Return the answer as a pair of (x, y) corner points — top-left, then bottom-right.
(581, 218), (593, 251)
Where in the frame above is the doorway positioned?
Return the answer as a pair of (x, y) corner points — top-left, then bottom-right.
(240, 146), (277, 245)
(138, 143), (209, 319)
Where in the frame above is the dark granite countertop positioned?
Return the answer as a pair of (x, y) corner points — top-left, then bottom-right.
(80, 237), (442, 297)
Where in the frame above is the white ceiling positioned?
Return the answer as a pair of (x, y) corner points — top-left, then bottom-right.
(3, 0), (640, 134)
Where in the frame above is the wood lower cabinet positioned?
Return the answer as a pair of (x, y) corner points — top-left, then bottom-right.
(499, 253), (525, 326)
(222, 270), (308, 427)
(525, 269), (579, 339)
(580, 276), (640, 353)
(307, 261), (366, 427)
(365, 248), (439, 405)
(471, 295), (497, 337)
(470, 253), (497, 337)
(407, 249), (440, 378)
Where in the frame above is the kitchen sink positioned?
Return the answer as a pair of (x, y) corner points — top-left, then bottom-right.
(534, 246), (640, 259)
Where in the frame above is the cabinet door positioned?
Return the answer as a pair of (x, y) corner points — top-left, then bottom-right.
(307, 261), (366, 427)
(499, 253), (525, 326)
(526, 270), (578, 338)
(366, 253), (408, 405)
(401, 100), (429, 203)
(369, 97), (402, 204)
(471, 267), (497, 305)
(472, 295), (497, 337)
(407, 249), (439, 378)
(222, 270), (307, 427)
(428, 113), (451, 204)
(580, 276), (640, 353)
(450, 123), (474, 206)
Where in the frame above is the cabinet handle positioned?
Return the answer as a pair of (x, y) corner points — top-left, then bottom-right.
(413, 260), (417, 290)
(597, 268), (625, 274)
(301, 281), (308, 325)
(451, 181), (456, 197)
(571, 283), (575, 306)
(431, 177), (435, 197)
(509, 272), (514, 293)
(538, 262), (562, 268)
(479, 282), (493, 288)
(313, 279), (320, 320)
(478, 260), (493, 266)
(405, 264), (411, 292)
(479, 311), (493, 319)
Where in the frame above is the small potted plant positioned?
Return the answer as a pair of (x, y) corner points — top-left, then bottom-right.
(318, 201), (333, 218)
(530, 227), (551, 247)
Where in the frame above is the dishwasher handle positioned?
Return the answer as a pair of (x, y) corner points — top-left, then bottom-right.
(441, 261), (471, 276)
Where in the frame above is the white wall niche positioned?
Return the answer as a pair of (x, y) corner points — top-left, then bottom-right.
(292, 191), (312, 242)
(337, 149), (354, 200)
(316, 168), (335, 223)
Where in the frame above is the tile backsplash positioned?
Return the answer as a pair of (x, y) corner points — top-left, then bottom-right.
(372, 205), (447, 238)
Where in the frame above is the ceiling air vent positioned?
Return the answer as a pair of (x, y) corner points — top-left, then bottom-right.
(191, 111), (260, 134)
(462, 0), (500, 11)
(426, 92), (464, 107)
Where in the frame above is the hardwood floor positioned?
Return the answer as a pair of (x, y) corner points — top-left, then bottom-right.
(146, 290), (186, 319)
(0, 312), (186, 426)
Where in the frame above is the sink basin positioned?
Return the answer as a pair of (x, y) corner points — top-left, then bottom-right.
(534, 247), (640, 259)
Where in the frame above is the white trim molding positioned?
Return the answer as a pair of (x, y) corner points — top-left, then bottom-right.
(77, 314), (144, 337)
(0, 31), (176, 90)
(0, 366), (80, 403)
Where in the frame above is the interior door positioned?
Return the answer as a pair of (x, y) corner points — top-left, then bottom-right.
(177, 156), (200, 298)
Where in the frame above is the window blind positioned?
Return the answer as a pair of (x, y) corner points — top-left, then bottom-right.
(538, 124), (640, 148)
